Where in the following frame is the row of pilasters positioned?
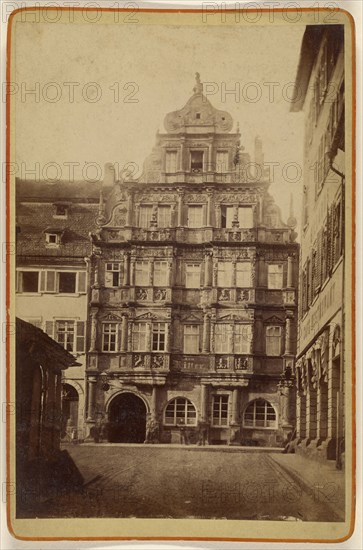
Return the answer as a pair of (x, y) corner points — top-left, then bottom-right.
(295, 324), (342, 459)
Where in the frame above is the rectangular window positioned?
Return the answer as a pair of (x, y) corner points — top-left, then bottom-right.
(216, 151), (229, 173)
(267, 264), (283, 289)
(153, 261), (168, 287)
(190, 150), (204, 173)
(152, 323), (166, 351)
(234, 324), (252, 355)
(105, 263), (122, 287)
(238, 207), (253, 228)
(56, 320), (75, 352)
(166, 150), (177, 173)
(102, 323), (118, 352)
(183, 325), (199, 354)
(215, 324), (232, 354)
(135, 261), (150, 286)
(133, 322), (148, 351)
(266, 326), (282, 356)
(217, 262), (233, 287)
(212, 395), (229, 426)
(58, 272), (76, 293)
(187, 206), (203, 228)
(236, 262), (252, 287)
(157, 206), (171, 228)
(185, 264), (201, 288)
(221, 205), (234, 228)
(17, 271), (39, 293)
(139, 206), (153, 228)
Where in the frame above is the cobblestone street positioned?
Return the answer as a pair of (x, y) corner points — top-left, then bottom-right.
(18, 444), (345, 521)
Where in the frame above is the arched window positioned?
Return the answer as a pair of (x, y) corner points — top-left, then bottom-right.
(243, 399), (277, 429)
(164, 398), (197, 426)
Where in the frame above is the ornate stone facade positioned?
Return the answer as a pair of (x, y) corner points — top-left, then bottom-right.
(85, 75), (299, 446)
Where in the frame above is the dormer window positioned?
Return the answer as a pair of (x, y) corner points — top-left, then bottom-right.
(190, 151), (204, 173)
(44, 228), (64, 247)
(47, 234), (59, 245)
(53, 202), (69, 218)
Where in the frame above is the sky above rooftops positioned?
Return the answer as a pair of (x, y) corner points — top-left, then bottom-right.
(14, 20), (305, 228)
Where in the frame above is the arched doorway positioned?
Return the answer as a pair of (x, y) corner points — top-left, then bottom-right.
(61, 383), (79, 439)
(108, 392), (147, 443)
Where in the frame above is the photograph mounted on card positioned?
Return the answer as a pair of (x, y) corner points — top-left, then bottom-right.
(6, 5), (355, 543)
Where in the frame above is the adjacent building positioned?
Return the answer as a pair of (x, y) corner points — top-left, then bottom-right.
(291, 25), (345, 464)
(16, 179), (102, 441)
(85, 74), (299, 446)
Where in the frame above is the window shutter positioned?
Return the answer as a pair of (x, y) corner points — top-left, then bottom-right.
(39, 271), (46, 292)
(78, 271), (86, 293)
(76, 321), (85, 353)
(45, 271), (56, 292)
(45, 321), (54, 339)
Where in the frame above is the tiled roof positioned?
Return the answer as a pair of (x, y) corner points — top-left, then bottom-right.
(16, 317), (79, 370)
(16, 201), (98, 258)
(16, 178), (102, 202)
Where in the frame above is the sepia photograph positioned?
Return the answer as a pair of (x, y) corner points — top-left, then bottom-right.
(5, 4), (355, 543)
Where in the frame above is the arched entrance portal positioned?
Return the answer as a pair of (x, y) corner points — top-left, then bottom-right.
(108, 393), (147, 443)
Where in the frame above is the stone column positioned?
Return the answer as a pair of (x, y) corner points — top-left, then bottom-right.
(215, 204), (221, 227)
(231, 388), (239, 424)
(177, 193), (183, 226)
(167, 260), (173, 287)
(206, 193), (212, 226)
(204, 252), (212, 287)
(327, 324), (339, 441)
(212, 260), (218, 286)
(86, 377), (97, 421)
(123, 253), (130, 285)
(127, 193), (133, 226)
(151, 386), (158, 420)
(232, 260), (237, 287)
(306, 372), (317, 441)
(210, 321), (215, 353)
(165, 323), (171, 352)
(287, 255), (294, 288)
(208, 143), (213, 170)
(147, 323), (152, 351)
(317, 377), (328, 441)
(121, 315), (128, 351)
(179, 142), (184, 171)
(200, 384), (208, 422)
(130, 256), (136, 286)
(296, 391), (307, 440)
(285, 315), (292, 355)
(202, 313), (210, 353)
(89, 310), (98, 352)
(149, 260), (154, 286)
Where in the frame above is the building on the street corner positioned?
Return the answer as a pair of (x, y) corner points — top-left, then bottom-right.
(290, 25), (345, 464)
(16, 180), (102, 441)
(85, 74), (299, 446)
(16, 317), (82, 509)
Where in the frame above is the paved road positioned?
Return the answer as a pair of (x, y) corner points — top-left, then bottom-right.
(19, 444), (345, 521)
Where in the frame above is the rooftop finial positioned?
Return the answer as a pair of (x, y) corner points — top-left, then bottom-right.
(193, 72), (203, 94)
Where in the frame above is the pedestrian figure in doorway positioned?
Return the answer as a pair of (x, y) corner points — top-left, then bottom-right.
(144, 416), (159, 444)
(179, 418), (189, 445)
(197, 421), (208, 446)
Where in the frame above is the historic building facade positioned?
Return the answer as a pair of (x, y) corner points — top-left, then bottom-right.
(16, 179), (102, 441)
(85, 75), (299, 446)
(291, 26), (345, 464)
